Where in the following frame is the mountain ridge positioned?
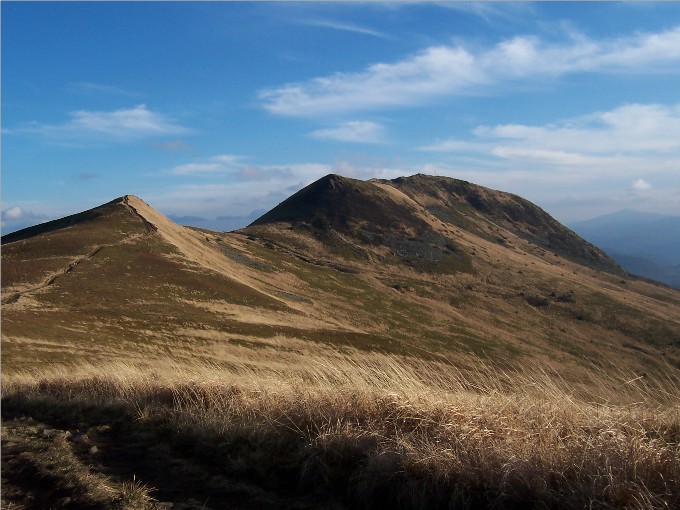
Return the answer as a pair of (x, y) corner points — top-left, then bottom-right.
(246, 173), (623, 276)
(3, 173), (679, 377)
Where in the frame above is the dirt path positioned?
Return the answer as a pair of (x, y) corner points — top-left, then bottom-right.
(3, 198), (161, 308)
(1, 246), (105, 306)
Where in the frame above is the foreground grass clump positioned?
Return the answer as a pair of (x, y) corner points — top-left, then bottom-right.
(2, 351), (679, 509)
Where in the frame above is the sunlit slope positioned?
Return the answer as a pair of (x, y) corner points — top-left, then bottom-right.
(3, 176), (680, 378)
(243, 174), (680, 374)
(1, 195), (365, 368)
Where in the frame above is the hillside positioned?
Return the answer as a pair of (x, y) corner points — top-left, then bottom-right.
(3, 175), (680, 509)
(386, 174), (623, 273)
(3, 176), (679, 375)
(247, 174), (622, 274)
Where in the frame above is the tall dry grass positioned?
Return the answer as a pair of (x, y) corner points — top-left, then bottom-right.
(3, 347), (679, 509)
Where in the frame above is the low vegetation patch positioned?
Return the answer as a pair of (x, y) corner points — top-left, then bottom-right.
(3, 351), (679, 509)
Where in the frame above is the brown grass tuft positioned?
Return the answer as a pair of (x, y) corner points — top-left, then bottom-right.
(2, 351), (679, 509)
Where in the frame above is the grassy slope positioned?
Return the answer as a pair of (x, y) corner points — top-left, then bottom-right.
(3, 349), (679, 510)
(2, 186), (680, 508)
(4, 185), (678, 376)
(241, 176), (680, 378)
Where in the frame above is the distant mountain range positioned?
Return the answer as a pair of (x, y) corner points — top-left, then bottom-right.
(570, 210), (680, 289)
(168, 210), (266, 232)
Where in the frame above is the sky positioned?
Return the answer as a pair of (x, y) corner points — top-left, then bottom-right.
(3, 1), (680, 233)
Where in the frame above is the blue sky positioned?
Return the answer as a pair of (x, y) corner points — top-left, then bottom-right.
(3, 2), (680, 233)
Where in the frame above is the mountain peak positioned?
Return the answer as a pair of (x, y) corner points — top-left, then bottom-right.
(2, 196), (132, 244)
(0, 194), (174, 246)
(245, 173), (623, 275)
(249, 173), (429, 235)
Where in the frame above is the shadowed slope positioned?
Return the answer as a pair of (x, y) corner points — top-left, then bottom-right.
(1, 197), (137, 245)
(383, 174), (623, 274)
(250, 174), (430, 236)
(247, 174), (472, 274)
(246, 173), (621, 276)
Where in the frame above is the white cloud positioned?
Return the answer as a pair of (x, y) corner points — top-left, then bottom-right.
(309, 120), (388, 143)
(632, 178), (652, 191)
(2, 206), (25, 220)
(420, 139), (492, 153)
(21, 104), (189, 142)
(298, 18), (389, 39)
(437, 3), (535, 23)
(415, 102), (680, 221)
(155, 139), (193, 152)
(329, 159), (410, 181)
(260, 45), (483, 117)
(473, 103), (680, 155)
(421, 103), (680, 173)
(168, 154), (246, 176)
(67, 82), (139, 97)
(260, 25), (680, 117)
(169, 163), (226, 176)
(151, 162), (331, 217)
(1, 206), (48, 232)
(490, 147), (620, 167)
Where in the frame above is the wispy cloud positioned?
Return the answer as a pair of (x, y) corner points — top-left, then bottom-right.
(423, 102), (680, 162)
(633, 179), (652, 191)
(309, 120), (388, 144)
(20, 104), (189, 142)
(436, 3), (535, 24)
(260, 45), (482, 117)
(67, 82), (140, 97)
(494, 102), (680, 157)
(416, 102), (680, 220)
(260, 25), (680, 117)
(168, 154), (246, 176)
(167, 154), (305, 183)
(1, 206), (48, 232)
(151, 162), (331, 217)
(298, 18), (390, 39)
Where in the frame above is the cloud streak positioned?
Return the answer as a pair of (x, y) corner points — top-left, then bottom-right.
(152, 161), (332, 217)
(298, 18), (390, 39)
(415, 101), (680, 220)
(309, 120), (388, 143)
(21, 104), (189, 142)
(260, 25), (680, 117)
(168, 154), (246, 176)
(423, 102), (680, 166)
(633, 179), (652, 191)
(1, 206), (48, 232)
(67, 82), (140, 97)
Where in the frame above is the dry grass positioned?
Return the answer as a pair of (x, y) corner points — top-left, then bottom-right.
(3, 348), (679, 509)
